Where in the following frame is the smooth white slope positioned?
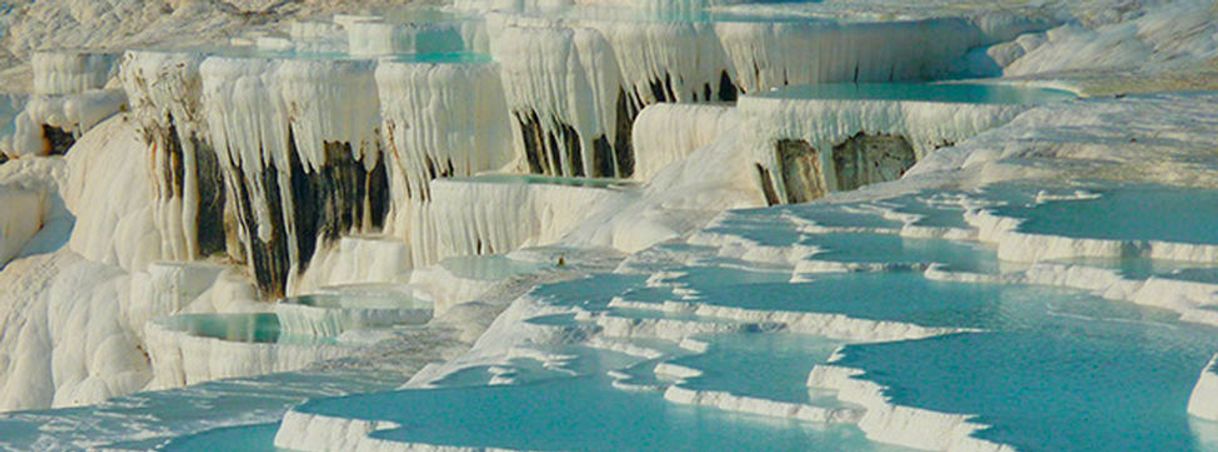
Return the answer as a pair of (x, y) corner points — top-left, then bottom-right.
(62, 115), (164, 272)
(1191, 355), (1218, 421)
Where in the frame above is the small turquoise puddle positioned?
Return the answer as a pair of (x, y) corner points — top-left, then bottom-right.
(158, 313), (335, 345)
(798, 233), (1000, 273)
(987, 183), (1218, 245)
(380, 51), (492, 64)
(429, 354), (573, 389)
(659, 264), (793, 287)
(701, 220), (804, 248)
(288, 291), (429, 310)
(667, 333), (843, 405)
(528, 273), (648, 308)
(781, 203), (905, 230)
(160, 313), (282, 343)
(440, 254), (548, 281)
(757, 83), (1078, 105)
(874, 191), (973, 230)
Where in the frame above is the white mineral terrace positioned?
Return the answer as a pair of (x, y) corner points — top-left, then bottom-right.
(3, 1), (1218, 451)
(31, 52), (118, 96)
(1191, 355), (1218, 422)
(741, 83), (1075, 204)
(274, 287), (434, 337)
(144, 313), (360, 389)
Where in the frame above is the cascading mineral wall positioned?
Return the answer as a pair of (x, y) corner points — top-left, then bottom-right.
(32, 52), (118, 96)
(715, 18), (982, 94)
(739, 94), (1030, 204)
(419, 177), (630, 263)
(493, 23), (631, 179)
(201, 56), (389, 297)
(487, 13), (1046, 184)
(630, 103), (736, 182)
(347, 21), (466, 57)
(7, 51), (126, 158)
(121, 50), (229, 262)
(376, 60), (512, 203)
(375, 59), (515, 267)
(105, 9), (1057, 297)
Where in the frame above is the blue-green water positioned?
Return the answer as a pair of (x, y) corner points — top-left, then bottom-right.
(758, 83), (1078, 105)
(875, 192), (973, 229)
(799, 232), (1000, 273)
(380, 51), (492, 64)
(159, 313), (283, 344)
(668, 333), (843, 404)
(291, 348), (889, 451)
(9, 180), (1218, 451)
(836, 324), (1217, 451)
(157, 313), (339, 345)
(781, 203), (905, 230)
(289, 285), (432, 310)
(163, 423), (279, 451)
(0, 370), (403, 450)
(440, 254), (549, 280)
(990, 183), (1218, 244)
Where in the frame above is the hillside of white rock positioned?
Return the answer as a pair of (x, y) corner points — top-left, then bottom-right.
(1, 0), (1218, 450)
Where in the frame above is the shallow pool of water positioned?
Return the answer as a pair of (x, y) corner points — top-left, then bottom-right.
(835, 320), (1218, 451)
(990, 183), (1218, 245)
(0, 370), (403, 450)
(799, 232), (999, 273)
(287, 287), (430, 310)
(440, 254), (549, 281)
(757, 83), (1077, 105)
(291, 348), (893, 451)
(157, 313), (342, 345)
(159, 313), (283, 344)
(668, 333), (843, 404)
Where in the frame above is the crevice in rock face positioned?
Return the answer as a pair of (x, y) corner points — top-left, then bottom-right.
(718, 71), (739, 102)
(517, 110), (547, 175)
(755, 163), (780, 207)
(367, 157), (391, 230)
(776, 139), (827, 204)
(513, 87), (639, 179)
(194, 138), (227, 257)
(592, 136), (615, 177)
(161, 123), (185, 208)
(159, 117), (228, 258)
(227, 157), (292, 298)
(43, 125), (75, 155)
(831, 132), (917, 192)
(513, 71), (739, 180)
(649, 76), (670, 103)
(289, 137), (392, 276)
(612, 87), (635, 178)
(545, 127), (564, 176)
(559, 122), (585, 177)
(222, 127), (391, 298)
(647, 72), (678, 104)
